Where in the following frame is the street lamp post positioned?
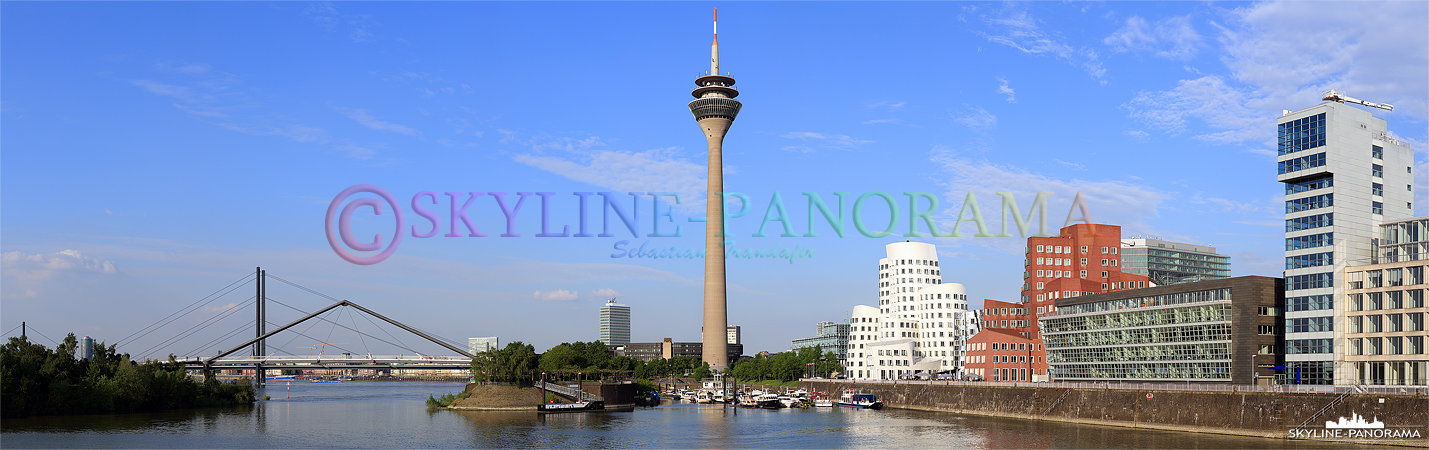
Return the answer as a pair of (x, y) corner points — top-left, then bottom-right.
(1250, 354), (1258, 386)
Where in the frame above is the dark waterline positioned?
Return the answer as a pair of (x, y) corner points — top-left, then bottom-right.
(1, 381), (1364, 449)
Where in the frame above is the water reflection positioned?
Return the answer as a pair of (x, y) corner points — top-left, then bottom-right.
(2, 382), (1367, 449)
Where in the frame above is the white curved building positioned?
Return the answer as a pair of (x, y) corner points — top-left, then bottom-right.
(844, 241), (979, 380)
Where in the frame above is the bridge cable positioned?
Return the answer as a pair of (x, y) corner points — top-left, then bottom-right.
(268, 310), (337, 359)
(136, 296), (255, 360)
(355, 309), (417, 354)
(1, 324), (21, 338)
(186, 319), (256, 357)
(263, 273), (459, 355)
(23, 325), (60, 346)
(264, 297), (420, 354)
(116, 273), (254, 347)
(120, 279), (256, 352)
(347, 307), (372, 356)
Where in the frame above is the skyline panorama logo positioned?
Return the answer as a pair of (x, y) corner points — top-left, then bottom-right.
(324, 184), (1098, 265)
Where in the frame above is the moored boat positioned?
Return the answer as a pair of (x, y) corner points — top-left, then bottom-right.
(538, 400), (605, 413)
(837, 390), (883, 409)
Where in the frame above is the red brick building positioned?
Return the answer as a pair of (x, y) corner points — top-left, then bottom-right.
(966, 223), (1152, 381)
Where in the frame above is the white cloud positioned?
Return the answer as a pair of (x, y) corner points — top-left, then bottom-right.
(953, 106), (998, 130)
(513, 148), (709, 213)
(2, 250), (118, 281)
(2, 250), (119, 299)
(1103, 15), (1203, 60)
(1123, 75), (1265, 147)
(930, 147), (1171, 241)
(534, 289), (578, 301)
(780, 132), (873, 149)
(1054, 159), (1085, 171)
(976, 5), (1106, 80)
(1125, 1), (1428, 149)
(1124, 130), (1150, 142)
(996, 77), (1016, 103)
(336, 107), (421, 137)
(589, 288), (619, 299)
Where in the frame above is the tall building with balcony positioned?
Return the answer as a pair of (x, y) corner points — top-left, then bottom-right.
(843, 241), (976, 380)
(791, 321), (850, 362)
(1121, 237), (1232, 285)
(1341, 216), (1429, 386)
(599, 299), (631, 346)
(1279, 100), (1414, 384)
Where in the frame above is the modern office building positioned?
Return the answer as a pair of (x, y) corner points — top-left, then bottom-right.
(691, 10), (742, 370)
(468, 337), (499, 355)
(1279, 98), (1414, 384)
(1041, 276), (1285, 385)
(727, 326), (741, 345)
(791, 321), (850, 362)
(619, 337), (743, 363)
(598, 299), (631, 346)
(843, 241), (976, 380)
(1341, 216), (1429, 385)
(966, 223), (1153, 381)
(1121, 237), (1231, 285)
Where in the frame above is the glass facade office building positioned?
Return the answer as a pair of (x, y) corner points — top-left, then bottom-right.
(791, 321), (851, 361)
(1277, 102), (1414, 384)
(1121, 238), (1231, 285)
(1041, 276), (1283, 385)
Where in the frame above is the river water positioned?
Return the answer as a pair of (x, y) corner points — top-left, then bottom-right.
(1, 381), (1362, 448)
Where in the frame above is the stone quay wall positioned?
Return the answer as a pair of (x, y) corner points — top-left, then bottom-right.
(801, 380), (1428, 447)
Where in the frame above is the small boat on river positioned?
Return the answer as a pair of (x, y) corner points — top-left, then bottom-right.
(537, 400), (605, 413)
(837, 390), (883, 409)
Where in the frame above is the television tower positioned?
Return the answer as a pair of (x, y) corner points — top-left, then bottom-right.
(690, 8), (741, 370)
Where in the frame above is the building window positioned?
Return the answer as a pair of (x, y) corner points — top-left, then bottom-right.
(1286, 213), (1333, 232)
(1287, 273), (1334, 290)
(1278, 113), (1326, 155)
(1287, 338), (1333, 354)
(1372, 144), (1383, 160)
(1286, 233), (1333, 251)
(1080, 246), (1088, 254)
(1286, 193), (1333, 213)
(1372, 164), (1384, 178)
(1372, 201), (1384, 215)
(1373, 183), (1384, 197)
(1100, 271), (1108, 279)
(1286, 175), (1333, 195)
(1278, 152), (1326, 174)
(1286, 252), (1333, 270)
(1288, 295), (1333, 312)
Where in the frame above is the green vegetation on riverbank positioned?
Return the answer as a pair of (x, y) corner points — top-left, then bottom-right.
(1, 335), (256, 418)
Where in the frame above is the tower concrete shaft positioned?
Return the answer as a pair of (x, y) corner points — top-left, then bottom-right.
(689, 9), (740, 370)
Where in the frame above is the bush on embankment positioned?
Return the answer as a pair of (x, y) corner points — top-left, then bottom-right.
(1, 335), (256, 418)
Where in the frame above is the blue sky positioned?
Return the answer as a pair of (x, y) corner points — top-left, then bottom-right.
(3, 1), (1426, 358)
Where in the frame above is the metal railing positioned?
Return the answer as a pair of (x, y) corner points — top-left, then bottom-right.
(801, 378), (1428, 396)
(541, 381), (600, 402)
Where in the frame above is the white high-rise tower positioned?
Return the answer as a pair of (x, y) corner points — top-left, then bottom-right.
(1278, 96), (1414, 384)
(844, 242), (978, 380)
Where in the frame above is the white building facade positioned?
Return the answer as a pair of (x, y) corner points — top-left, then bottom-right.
(1279, 101), (1414, 384)
(843, 241), (979, 380)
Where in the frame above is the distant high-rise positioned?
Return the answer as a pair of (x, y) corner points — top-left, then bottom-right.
(599, 299), (631, 346)
(691, 8), (742, 370)
(468, 337), (499, 355)
(1121, 237), (1231, 285)
(1278, 98), (1413, 384)
(726, 325), (741, 345)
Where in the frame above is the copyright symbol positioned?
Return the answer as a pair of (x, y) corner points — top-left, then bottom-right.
(325, 184), (404, 265)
